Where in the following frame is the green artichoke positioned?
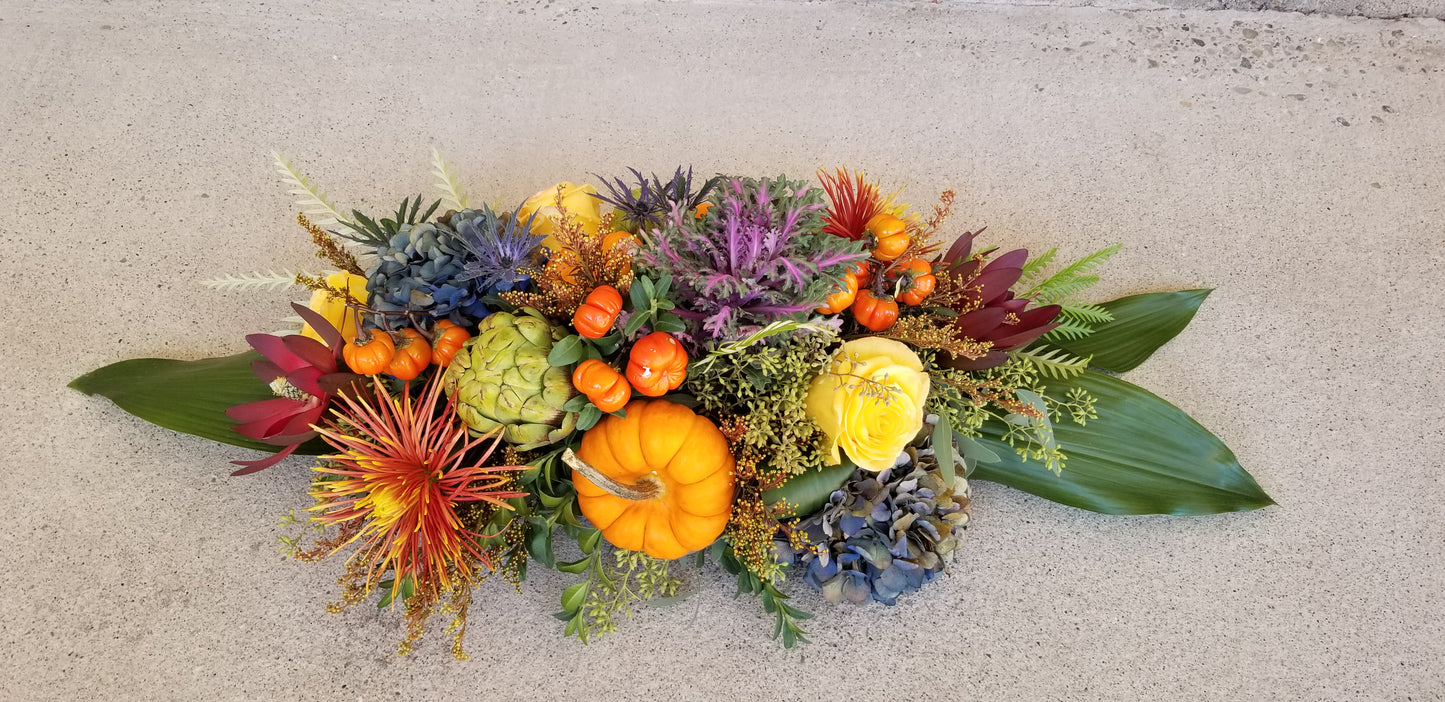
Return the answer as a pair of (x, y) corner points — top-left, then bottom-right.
(443, 309), (578, 450)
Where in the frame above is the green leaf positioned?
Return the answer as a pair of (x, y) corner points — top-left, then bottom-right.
(623, 311), (649, 337)
(956, 432), (1001, 463)
(1045, 289), (1212, 373)
(593, 333), (623, 357)
(932, 416), (954, 489)
(525, 517), (556, 568)
(654, 316), (687, 334)
(629, 280), (649, 313)
(973, 370), (1273, 515)
(561, 583), (588, 611)
(578, 528), (603, 555)
(548, 335), (585, 367)
(561, 394), (590, 413)
(69, 351), (327, 455)
(557, 556), (591, 574)
(763, 458), (856, 518)
(577, 404), (602, 431)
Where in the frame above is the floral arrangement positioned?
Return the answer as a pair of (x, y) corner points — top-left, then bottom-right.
(71, 153), (1273, 657)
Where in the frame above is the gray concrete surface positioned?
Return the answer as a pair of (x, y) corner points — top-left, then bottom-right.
(3, 0), (1444, 700)
(947, 0), (1445, 20)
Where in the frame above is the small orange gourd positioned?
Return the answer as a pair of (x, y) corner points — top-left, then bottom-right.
(342, 330), (396, 375)
(573, 285), (624, 339)
(850, 259), (876, 288)
(626, 332), (688, 397)
(386, 329), (432, 380)
(572, 359), (631, 413)
(893, 258), (937, 306)
(852, 291), (900, 332)
(865, 213), (910, 262)
(816, 270), (860, 314)
(566, 399), (736, 559)
(430, 320), (471, 367)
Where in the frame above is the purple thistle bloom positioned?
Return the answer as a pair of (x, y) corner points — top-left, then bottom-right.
(455, 206), (545, 295)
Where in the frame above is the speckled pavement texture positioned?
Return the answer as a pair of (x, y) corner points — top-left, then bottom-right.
(2, 1), (1442, 700)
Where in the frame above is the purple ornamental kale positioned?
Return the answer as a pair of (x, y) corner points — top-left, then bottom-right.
(638, 176), (867, 342)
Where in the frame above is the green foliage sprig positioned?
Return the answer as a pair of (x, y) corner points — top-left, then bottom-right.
(1020, 244), (1122, 343)
(718, 542), (811, 649)
(625, 273), (687, 336)
(555, 531), (681, 643)
(202, 269), (316, 292)
(430, 149), (471, 212)
(272, 152), (350, 228)
(335, 195), (441, 247)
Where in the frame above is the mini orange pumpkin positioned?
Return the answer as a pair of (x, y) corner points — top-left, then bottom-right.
(386, 328), (431, 380)
(342, 330), (395, 375)
(852, 290), (900, 331)
(865, 213), (910, 262)
(626, 331), (688, 397)
(430, 320), (471, 367)
(573, 285), (623, 339)
(572, 359), (631, 413)
(893, 258), (937, 306)
(816, 270), (860, 314)
(566, 399), (735, 559)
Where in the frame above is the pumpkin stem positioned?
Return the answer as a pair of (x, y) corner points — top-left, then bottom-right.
(561, 449), (662, 501)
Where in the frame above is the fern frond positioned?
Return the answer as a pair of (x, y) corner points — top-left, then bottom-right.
(1058, 302), (1114, 325)
(1027, 244), (1120, 297)
(1009, 346), (1091, 380)
(1042, 320), (1095, 342)
(1018, 248), (1057, 287)
(272, 152), (349, 227)
(201, 270), (308, 292)
(431, 149), (470, 212)
(1032, 275), (1100, 304)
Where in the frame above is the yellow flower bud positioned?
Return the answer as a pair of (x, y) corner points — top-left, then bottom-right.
(805, 337), (931, 472)
(516, 181), (603, 250)
(301, 272), (369, 344)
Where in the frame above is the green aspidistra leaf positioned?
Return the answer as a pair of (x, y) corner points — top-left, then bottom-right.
(1047, 289), (1212, 373)
(763, 458), (856, 518)
(69, 351), (326, 455)
(973, 370), (1272, 515)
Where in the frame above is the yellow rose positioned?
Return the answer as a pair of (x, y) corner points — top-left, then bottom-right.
(516, 181), (603, 249)
(805, 337), (931, 472)
(301, 272), (369, 344)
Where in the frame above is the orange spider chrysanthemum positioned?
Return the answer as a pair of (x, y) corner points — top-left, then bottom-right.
(308, 372), (527, 601)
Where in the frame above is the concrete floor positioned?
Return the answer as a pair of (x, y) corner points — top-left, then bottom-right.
(3, 1), (1443, 700)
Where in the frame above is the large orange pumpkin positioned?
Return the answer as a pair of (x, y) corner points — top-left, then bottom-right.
(565, 400), (735, 559)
